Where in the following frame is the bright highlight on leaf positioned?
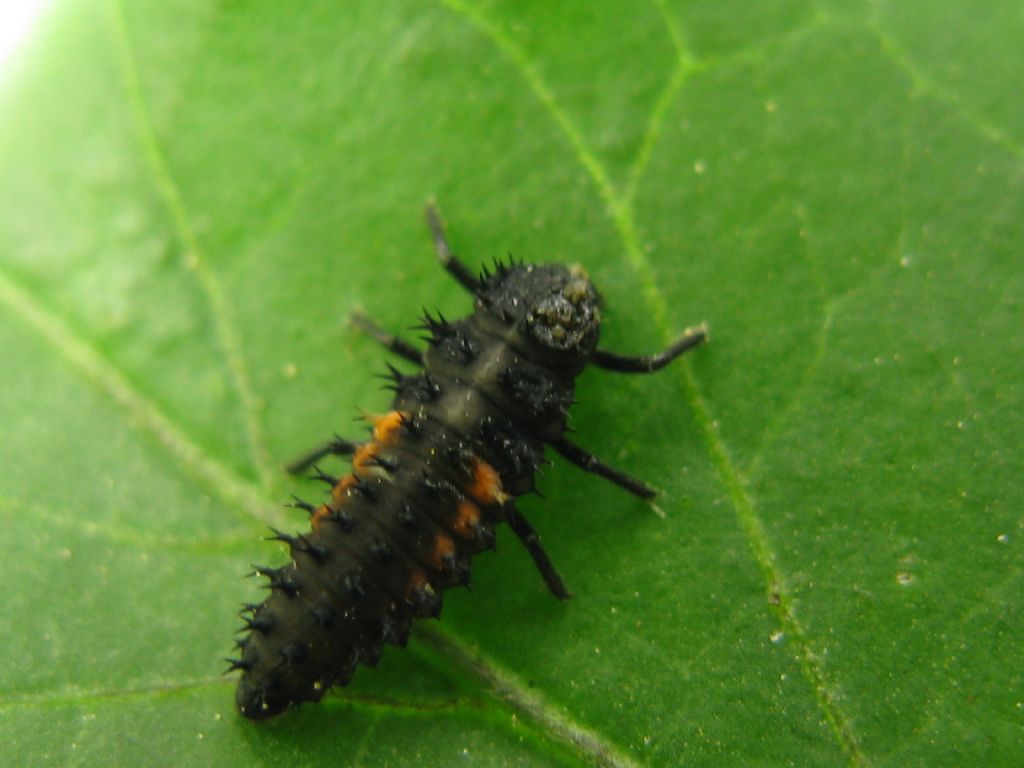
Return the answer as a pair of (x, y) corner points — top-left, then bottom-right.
(0, 0), (50, 70)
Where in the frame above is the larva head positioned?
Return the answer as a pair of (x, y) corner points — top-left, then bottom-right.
(481, 263), (601, 358)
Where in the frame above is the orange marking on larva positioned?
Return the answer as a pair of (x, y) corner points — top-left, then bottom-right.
(310, 504), (331, 531)
(430, 532), (456, 570)
(367, 410), (409, 445)
(405, 569), (429, 598)
(466, 457), (510, 505)
(453, 499), (481, 538)
(353, 442), (379, 473)
(330, 474), (358, 504)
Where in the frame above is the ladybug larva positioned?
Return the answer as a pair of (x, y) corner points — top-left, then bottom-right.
(229, 204), (706, 719)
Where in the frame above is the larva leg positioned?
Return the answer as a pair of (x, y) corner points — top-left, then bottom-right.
(592, 327), (706, 373)
(351, 312), (425, 366)
(285, 436), (358, 475)
(549, 436), (655, 499)
(505, 506), (570, 600)
(425, 202), (480, 293)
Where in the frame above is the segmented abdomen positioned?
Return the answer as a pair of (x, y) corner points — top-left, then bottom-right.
(234, 314), (558, 719)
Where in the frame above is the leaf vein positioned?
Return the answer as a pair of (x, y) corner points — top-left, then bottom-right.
(0, 267), (284, 532)
(672, 363), (869, 766)
(107, 0), (276, 490)
(419, 626), (644, 768)
(691, 11), (832, 76)
(0, 494), (254, 553)
(436, 0), (620, 222)
(0, 676), (468, 717)
(624, 0), (698, 206)
(866, 6), (1024, 161)
(745, 206), (834, 478)
(0, 677), (226, 710)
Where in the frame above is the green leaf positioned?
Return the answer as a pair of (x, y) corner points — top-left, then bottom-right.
(1, 0), (1021, 765)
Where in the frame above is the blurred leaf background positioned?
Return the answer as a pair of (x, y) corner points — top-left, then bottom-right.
(0, 0), (1021, 766)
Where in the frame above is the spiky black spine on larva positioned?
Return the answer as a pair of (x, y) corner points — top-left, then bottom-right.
(233, 263), (602, 720)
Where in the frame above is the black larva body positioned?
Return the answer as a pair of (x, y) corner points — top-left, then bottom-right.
(230, 207), (705, 720)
